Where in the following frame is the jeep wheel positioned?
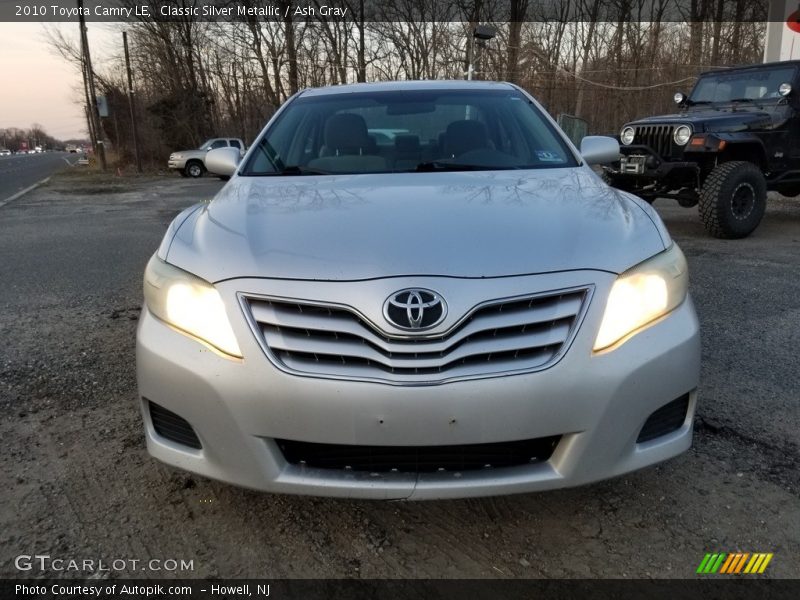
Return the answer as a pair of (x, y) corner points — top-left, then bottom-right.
(184, 161), (205, 178)
(699, 161), (766, 239)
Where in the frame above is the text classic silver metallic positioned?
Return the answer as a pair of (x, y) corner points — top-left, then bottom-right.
(136, 81), (700, 499)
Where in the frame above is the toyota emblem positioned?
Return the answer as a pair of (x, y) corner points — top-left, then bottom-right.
(383, 288), (447, 330)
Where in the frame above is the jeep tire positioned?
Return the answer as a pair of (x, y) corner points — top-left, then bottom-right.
(699, 161), (766, 239)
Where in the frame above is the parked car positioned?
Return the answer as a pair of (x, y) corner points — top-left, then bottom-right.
(605, 60), (800, 238)
(0, 149), (10, 156)
(167, 138), (246, 178)
(138, 81), (700, 499)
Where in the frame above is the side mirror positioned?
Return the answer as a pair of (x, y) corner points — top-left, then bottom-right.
(205, 147), (240, 177)
(580, 136), (619, 165)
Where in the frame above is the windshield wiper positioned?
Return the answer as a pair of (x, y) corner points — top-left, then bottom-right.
(414, 161), (517, 172)
(686, 100), (712, 106)
(730, 97), (754, 103)
(267, 165), (331, 176)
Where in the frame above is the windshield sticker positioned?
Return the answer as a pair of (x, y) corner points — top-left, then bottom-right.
(536, 150), (563, 162)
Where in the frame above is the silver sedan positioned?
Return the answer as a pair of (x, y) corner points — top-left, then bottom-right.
(137, 80), (700, 499)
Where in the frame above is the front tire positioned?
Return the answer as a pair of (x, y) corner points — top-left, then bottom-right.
(699, 161), (766, 239)
(184, 160), (205, 178)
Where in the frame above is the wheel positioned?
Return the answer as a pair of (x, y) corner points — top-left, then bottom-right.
(698, 161), (766, 239)
(184, 161), (205, 178)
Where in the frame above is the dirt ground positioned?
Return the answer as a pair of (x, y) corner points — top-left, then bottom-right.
(0, 170), (798, 579)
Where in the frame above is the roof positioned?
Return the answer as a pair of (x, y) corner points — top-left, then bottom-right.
(701, 60), (800, 76)
(299, 80), (517, 97)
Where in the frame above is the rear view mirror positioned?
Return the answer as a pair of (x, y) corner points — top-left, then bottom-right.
(205, 147), (240, 177)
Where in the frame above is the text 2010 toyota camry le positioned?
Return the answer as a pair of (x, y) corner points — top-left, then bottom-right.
(137, 81), (700, 500)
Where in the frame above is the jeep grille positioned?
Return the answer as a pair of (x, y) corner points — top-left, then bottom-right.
(633, 125), (675, 158)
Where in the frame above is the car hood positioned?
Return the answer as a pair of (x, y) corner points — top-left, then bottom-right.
(165, 169), (668, 282)
(628, 107), (785, 133)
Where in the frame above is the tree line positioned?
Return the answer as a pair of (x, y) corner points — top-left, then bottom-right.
(0, 125), (68, 152)
(50, 0), (767, 167)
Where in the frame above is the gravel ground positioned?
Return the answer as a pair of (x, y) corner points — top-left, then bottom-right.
(0, 170), (798, 579)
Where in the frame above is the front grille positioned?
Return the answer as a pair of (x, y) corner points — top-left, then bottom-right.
(636, 393), (690, 443)
(243, 288), (590, 383)
(633, 125), (675, 158)
(147, 400), (202, 449)
(277, 436), (561, 473)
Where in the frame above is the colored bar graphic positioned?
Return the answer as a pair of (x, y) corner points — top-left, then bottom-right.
(719, 553), (736, 573)
(758, 554), (773, 574)
(699, 552), (773, 575)
(696, 554), (712, 574)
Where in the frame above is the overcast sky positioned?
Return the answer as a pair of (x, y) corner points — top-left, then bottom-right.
(0, 22), (116, 140)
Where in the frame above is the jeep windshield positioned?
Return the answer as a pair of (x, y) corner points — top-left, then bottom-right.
(242, 88), (577, 175)
(688, 66), (796, 106)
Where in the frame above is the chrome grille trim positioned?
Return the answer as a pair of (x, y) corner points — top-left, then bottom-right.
(633, 124), (675, 158)
(240, 286), (593, 385)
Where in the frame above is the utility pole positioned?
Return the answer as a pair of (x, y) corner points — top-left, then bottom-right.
(78, 0), (107, 170)
(123, 31), (142, 173)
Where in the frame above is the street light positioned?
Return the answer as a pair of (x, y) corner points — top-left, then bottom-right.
(467, 25), (496, 80)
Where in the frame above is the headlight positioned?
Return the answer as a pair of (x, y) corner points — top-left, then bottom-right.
(620, 126), (635, 145)
(673, 125), (692, 146)
(143, 255), (242, 357)
(171, 153), (181, 159)
(594, 244), (688, 351)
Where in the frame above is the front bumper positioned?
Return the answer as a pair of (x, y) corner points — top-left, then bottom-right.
(611, 145), (699, 183)
(136, 271), (701, 500)
(167, 159), (185, 170)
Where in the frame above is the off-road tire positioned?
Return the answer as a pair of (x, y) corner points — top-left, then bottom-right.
(184, 160), (205, 178)
(699, 161), (766, 239)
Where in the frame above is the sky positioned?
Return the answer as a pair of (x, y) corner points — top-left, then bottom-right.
(0, 22), (116, 140)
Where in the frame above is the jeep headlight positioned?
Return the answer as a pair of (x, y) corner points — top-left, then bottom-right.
(143, 255), (242, 357)
(673, 125), (692, 146)
(620, 126), (635, 146)
(594, 244), (688, 351)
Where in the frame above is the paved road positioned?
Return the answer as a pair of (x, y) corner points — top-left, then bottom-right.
(0, 152), (77, 203)
(0, 174), (797, 579)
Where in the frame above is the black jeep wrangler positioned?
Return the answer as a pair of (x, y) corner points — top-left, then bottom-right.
(605, 60), (800, 239)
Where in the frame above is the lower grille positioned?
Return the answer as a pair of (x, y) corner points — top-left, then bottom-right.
(637, 393), (690, 443)
(276, 436), (561, 473)
(147, 400), (202, 449)
(633, 124), (676, 158)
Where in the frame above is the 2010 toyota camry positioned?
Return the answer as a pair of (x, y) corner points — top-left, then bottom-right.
(136, 81), (700, 500)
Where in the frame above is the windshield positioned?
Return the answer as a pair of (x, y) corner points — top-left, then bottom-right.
(198, 139), (227, 150)
(242, 88), (577, 175)
(689, 66), (796, 105)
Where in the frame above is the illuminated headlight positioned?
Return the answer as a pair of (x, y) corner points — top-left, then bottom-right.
(594, 244), (688, 351)
(673, 125), (692, 146)
(143, 255), (242, 358)
(620, 126), (635, 146)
